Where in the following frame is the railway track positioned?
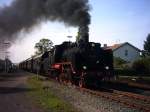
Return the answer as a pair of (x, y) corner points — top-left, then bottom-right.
(41, 76), (150, 112)
(113, 90), (150, 103)
(77, 87), (150, 112)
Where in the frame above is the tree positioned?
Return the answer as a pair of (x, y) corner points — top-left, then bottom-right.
(144, 34), (150, 54)
(34, 38), (53, 55)
(76, 31), (80, 43)
(132, 57), (150, 74)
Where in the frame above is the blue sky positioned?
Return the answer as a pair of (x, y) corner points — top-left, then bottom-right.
(89, 0), (150, 47)
(0, 0), (150, 62)
(0, 0), (12, 6)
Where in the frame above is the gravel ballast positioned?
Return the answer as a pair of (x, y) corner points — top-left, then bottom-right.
(40, 77), (141, 112)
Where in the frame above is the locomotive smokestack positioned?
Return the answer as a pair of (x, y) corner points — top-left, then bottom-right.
(76, 25), (89, 43)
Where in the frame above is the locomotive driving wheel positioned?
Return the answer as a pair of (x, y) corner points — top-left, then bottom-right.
(79, 78), (86, 88)
(79, 71), (87, 88)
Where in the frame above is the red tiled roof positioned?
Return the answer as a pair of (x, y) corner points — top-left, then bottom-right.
(107, 43), (123, 50)
(104, 42), (141, 52)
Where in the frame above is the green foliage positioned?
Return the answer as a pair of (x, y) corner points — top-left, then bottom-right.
(144, 34), (150, 54)
(35, 38), (53, 55)
(114, 68), (136, 76)
(132, 57), (150, 74)
(76, 31), (80, 42)
(113, 57), (128, 68)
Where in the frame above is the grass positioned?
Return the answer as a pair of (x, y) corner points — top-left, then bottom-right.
(27, 76), (79, 112)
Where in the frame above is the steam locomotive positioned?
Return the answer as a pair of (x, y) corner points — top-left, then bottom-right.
(19, 27), (114, 87)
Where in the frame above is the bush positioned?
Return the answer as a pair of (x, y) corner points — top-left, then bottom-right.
(114, 57), (128, 68)
(114, 68), (136, 76)
(132, 57), (150, 74)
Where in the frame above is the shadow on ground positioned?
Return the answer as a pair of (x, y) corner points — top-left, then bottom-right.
(0, 70), (31, 78)
(0, 78), (15, 82)
(0, 87), (35, 94)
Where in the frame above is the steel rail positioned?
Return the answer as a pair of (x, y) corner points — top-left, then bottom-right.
(77, 87), (150, 112)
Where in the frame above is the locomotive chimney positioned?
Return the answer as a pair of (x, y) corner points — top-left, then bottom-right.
(76, 25), (89, 44)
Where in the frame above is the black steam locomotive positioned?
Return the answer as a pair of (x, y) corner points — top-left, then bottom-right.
(20, 27), (114, 87)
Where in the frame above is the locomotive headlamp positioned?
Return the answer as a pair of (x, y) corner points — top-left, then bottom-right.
(83, 66), (87, 70)
(96, 60), (100, 64)
(105, 66), (109, 70)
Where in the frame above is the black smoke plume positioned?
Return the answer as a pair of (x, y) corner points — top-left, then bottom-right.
(0, 0), (91, 41)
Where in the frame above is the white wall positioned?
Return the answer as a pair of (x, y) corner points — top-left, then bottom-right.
(113, 44), (140, 62)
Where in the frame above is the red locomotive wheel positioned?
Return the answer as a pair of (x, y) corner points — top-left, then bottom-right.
(79, 80), (85, 88)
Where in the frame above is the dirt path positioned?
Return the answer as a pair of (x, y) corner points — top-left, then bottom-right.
(0, 71), (45, 112)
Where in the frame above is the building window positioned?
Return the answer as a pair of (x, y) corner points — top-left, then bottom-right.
(125, 50), (128, 56)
